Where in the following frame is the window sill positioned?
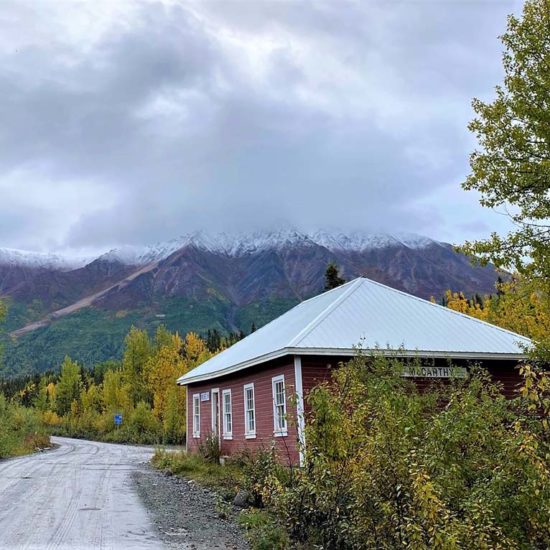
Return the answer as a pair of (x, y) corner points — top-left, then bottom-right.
(245, 433), (257, 439)
(273, 431), (288, 437)
(192, 434), (200, 439)
(223, 435), (233, 440)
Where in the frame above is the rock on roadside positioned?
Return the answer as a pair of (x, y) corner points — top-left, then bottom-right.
(132, 464), (249, 549)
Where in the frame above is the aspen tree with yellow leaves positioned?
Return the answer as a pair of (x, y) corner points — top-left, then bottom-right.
(14, 325), (218, 445)
(145, 329), (187, 442)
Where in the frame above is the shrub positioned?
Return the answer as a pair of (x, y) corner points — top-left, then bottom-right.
(152, 449), (241, 496)
(198, 432), (221, 463)
(101, 402), (162, 444)
(238, 509), (289, 550)
(236, 447), (287, 508)
(262, 354), (550, 549)
(0, 394), (50, 458)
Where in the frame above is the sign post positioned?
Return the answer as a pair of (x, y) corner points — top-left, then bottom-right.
(114, 414), (123, 428)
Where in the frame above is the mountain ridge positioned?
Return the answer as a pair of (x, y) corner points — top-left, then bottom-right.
(0, 229), (501, 377)
(1, 229), (444, 269)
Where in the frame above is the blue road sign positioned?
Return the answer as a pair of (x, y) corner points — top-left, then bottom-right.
(114, 414), (123, 426)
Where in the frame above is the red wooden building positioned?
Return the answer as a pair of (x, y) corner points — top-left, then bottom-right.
(177, 277), (530, 464)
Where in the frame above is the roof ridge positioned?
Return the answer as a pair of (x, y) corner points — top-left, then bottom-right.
(359, 276), (532, 343)
(189, 279), (362, 358)
(288, 278), (364, 347)
(291, 277), (360, 307)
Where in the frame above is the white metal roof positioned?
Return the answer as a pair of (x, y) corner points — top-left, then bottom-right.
(177, 277), (531, 385)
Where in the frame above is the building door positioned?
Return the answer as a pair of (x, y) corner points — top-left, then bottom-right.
(211, 389), (220, 437)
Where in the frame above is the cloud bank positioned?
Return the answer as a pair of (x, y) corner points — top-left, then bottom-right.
(0, 0), (521, 253)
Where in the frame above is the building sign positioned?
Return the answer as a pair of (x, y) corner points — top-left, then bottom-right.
(200, 392), (210, 402)
(402, 366), (468, 379)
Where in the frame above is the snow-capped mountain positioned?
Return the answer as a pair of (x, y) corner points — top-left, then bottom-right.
(0, 247), (88, 271)
(97, 229), (443, 265)
(1, 228), (500, 376)
(98, 239), (186, 266)
(0, 229), (445, 270)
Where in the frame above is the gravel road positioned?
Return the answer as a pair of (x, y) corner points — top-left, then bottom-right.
(0, 436), (249, 550)
(0, 436), (161, 549)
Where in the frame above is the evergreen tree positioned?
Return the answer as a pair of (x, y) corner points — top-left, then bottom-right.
(496, 276), (505, 296)
(324, 262), (346, 290)
(206, 329), (221, 352)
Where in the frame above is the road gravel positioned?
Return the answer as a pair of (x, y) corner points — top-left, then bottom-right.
(133, 465), (248, 549)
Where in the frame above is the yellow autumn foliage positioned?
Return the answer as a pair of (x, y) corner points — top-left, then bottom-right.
(442, 277), (550, 347)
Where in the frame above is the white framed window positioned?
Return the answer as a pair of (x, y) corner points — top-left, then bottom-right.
(222, 389), (232, 439)
(244, 383), (256, 438)
(272, 375), (287, 436)
(192, 394), (200, 438)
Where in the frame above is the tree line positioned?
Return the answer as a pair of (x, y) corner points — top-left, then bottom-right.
(1, 326), (247, 445)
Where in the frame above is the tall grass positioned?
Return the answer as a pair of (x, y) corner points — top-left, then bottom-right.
(0, 394), (50, 458)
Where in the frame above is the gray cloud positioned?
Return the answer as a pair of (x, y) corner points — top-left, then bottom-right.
(0, 0), (521, 253)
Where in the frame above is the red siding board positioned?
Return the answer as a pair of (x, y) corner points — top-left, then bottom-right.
(299, 356), (524, 399)
(186, 357), (299, 464)
(185, 354), (524, 465)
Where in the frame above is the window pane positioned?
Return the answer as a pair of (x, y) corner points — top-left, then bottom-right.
(244, 387), (255, 434)
(272, 379), (286, 432)
(223, 392), (232, 434)
(248, 409), (255, 432)
(193, 396), (200, 434)
(275, 381), (285, 405)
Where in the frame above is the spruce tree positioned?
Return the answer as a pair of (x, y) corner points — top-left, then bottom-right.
(324, 262), (346, 290)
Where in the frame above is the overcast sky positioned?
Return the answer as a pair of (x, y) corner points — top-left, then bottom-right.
(0, 0), (523, 254)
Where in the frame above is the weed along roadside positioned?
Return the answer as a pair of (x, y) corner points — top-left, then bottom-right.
(134, 456), (248, 549)
(0, 394), (51, 459)
(151, 445), (289, 549)
(157, 355), (550, 550)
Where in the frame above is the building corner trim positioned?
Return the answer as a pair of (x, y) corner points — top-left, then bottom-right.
(294, 355), (305, 466)
(185, 385), (189, 454)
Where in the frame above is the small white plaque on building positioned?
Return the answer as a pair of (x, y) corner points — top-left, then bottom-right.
(402, 366), (467, 379)
(200, 392), (210, 402)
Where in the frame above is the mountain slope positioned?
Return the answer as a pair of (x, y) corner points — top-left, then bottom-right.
(0, 230), (501, 376)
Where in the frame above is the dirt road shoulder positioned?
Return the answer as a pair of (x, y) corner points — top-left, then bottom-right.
(133, 465), (248, 549)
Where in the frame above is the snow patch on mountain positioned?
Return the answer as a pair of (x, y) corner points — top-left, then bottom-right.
(99, 238), (185, 265)
(310, 231), (439, 251)
(0, 248), (88, 270)
(103, 229), (442, 265)
(1, 230), (443, 269)
(180, 229), (318, 256)
(179, 229), (441, 256)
